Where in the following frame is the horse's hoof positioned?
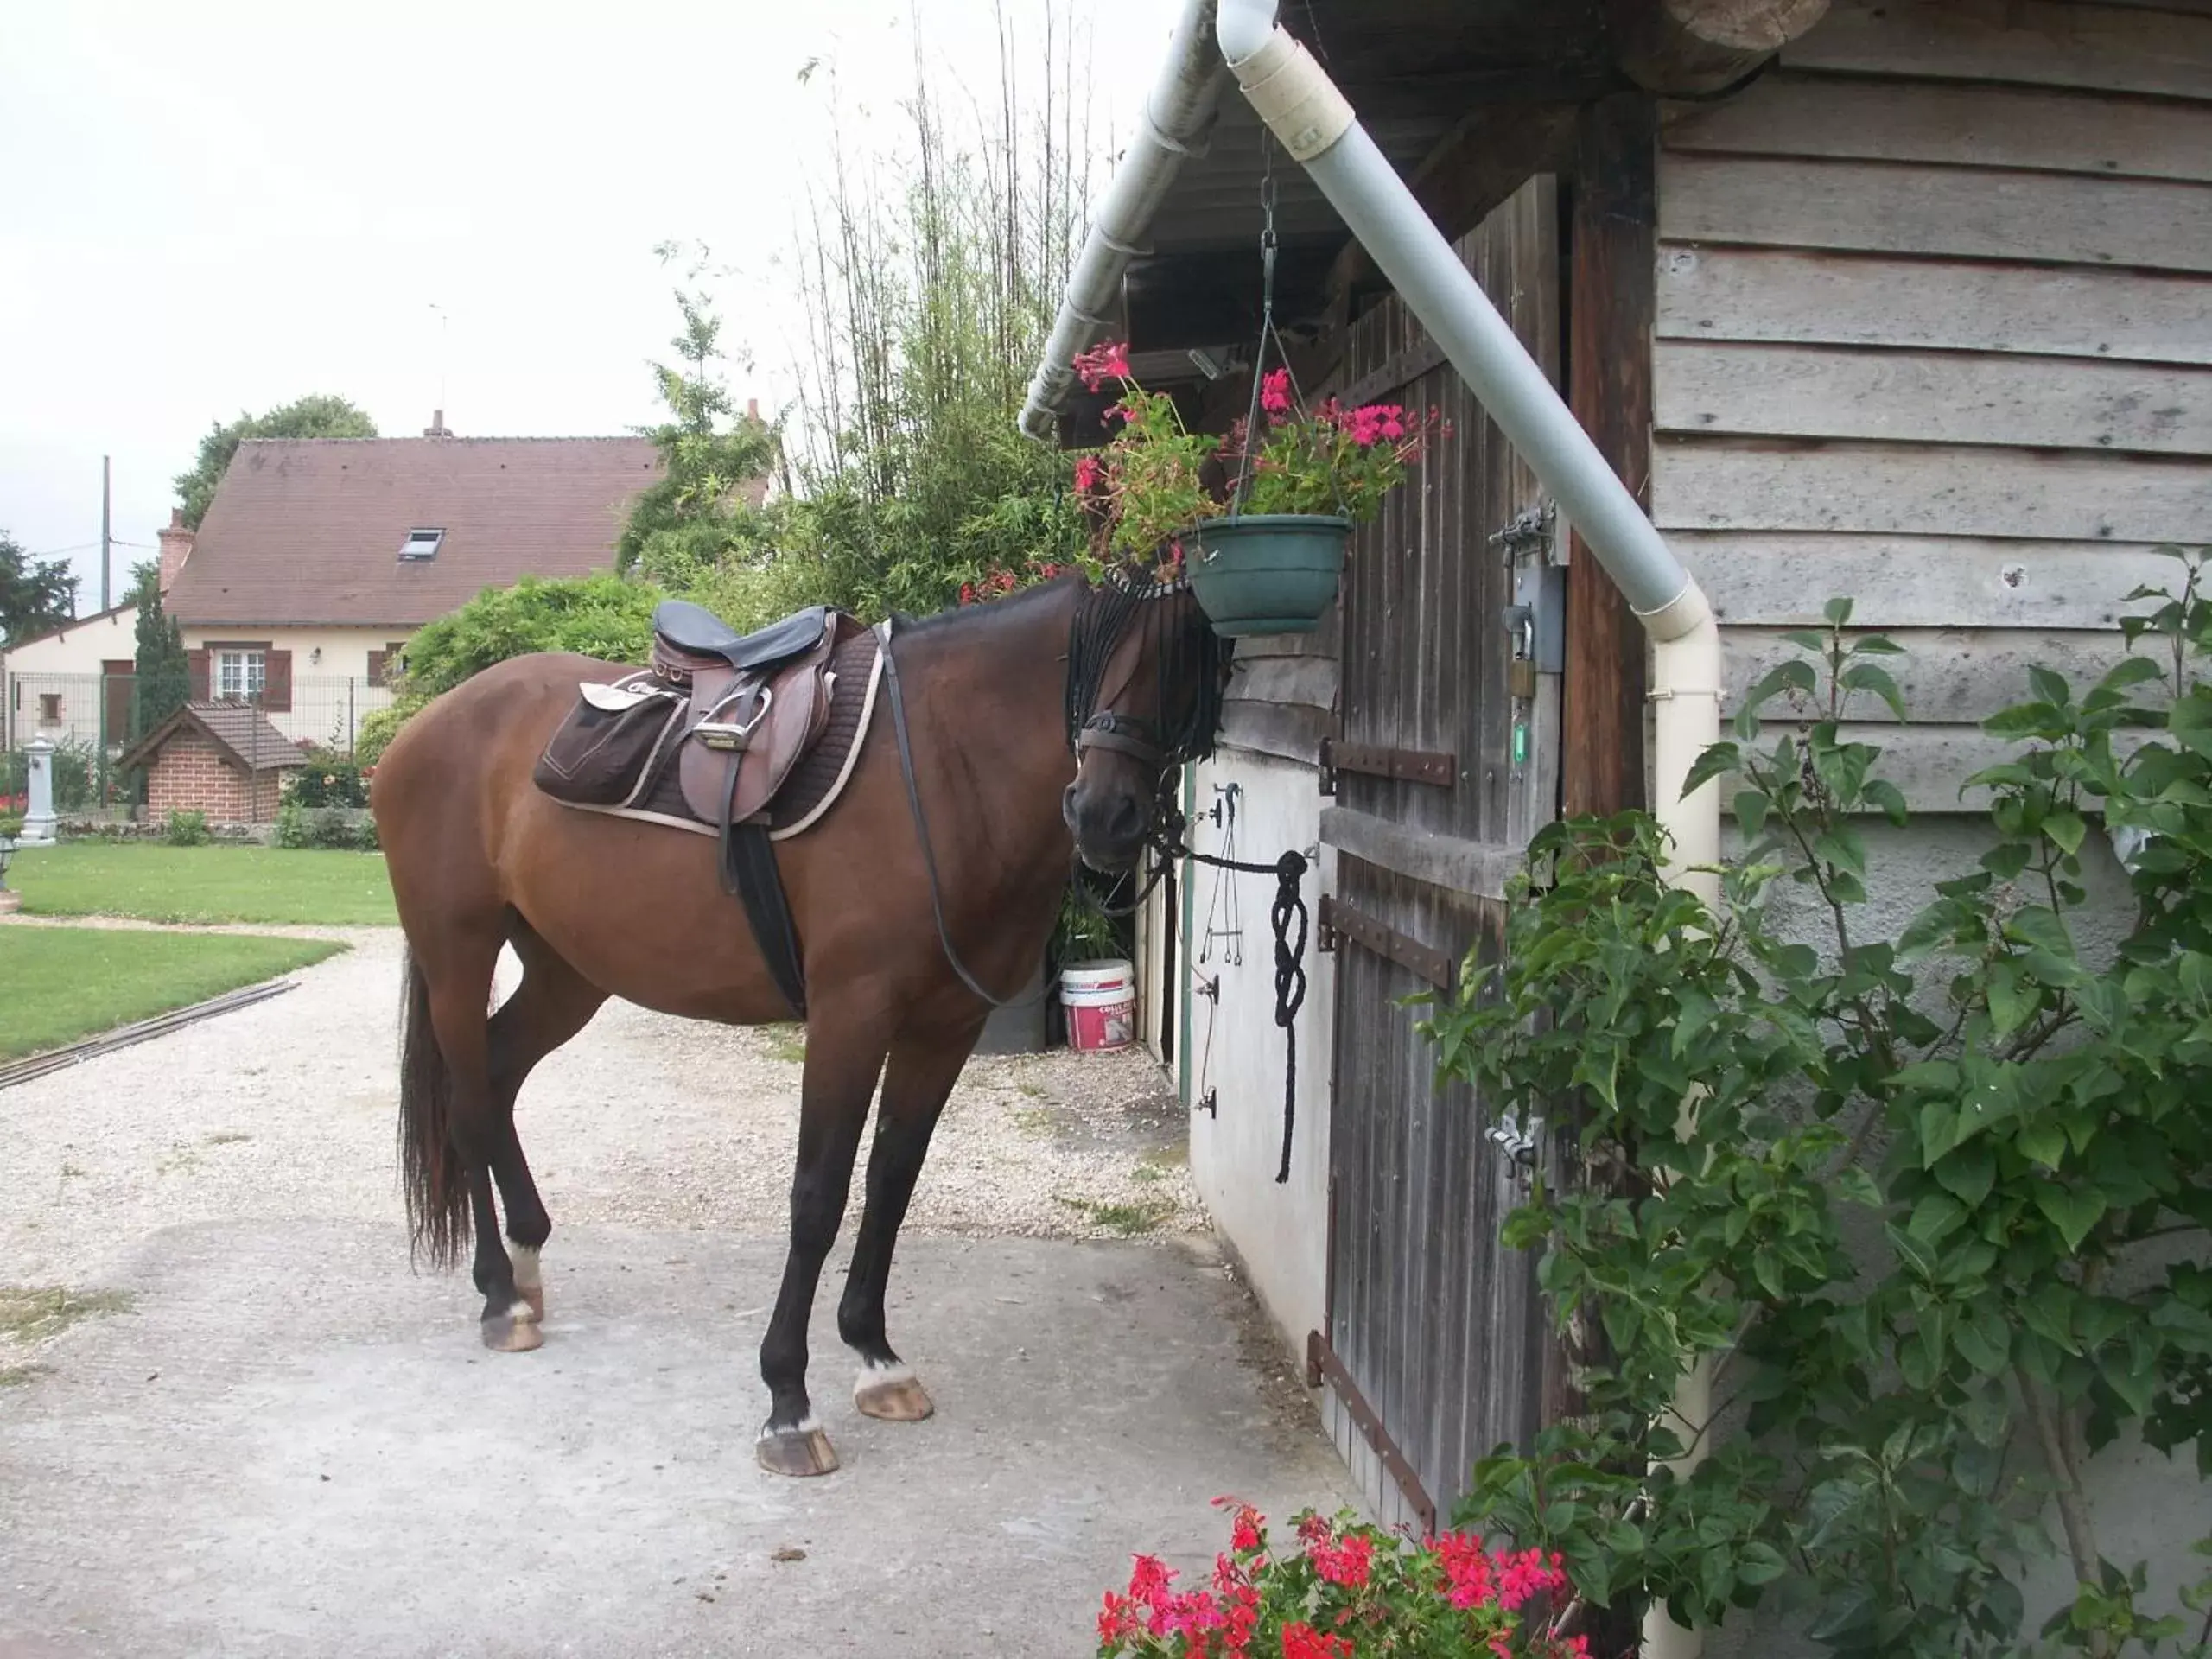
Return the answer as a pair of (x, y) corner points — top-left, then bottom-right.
(755, 1424), (840, 1478)
(481, 1306), (543, 1353)
(855, 1367), (934, 1422)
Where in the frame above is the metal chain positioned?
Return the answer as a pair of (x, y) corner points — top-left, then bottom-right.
(1232, 143), (1281, 518)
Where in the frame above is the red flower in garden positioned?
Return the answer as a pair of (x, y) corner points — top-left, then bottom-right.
(1281, 1622), (1353, 1659)
(1074, 339), (1133, 392)
(1098, 1591), (1141, 1643)
(1074, 454), (1103, 493)
(1310, 1529), (1375, 1589)
(1260, 367), (1293, 416)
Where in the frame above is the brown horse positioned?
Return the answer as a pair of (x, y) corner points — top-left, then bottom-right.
(370, 574), (1224, 1477)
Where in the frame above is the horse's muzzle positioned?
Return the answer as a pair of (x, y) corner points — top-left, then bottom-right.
(1064, 781), (1147, 872)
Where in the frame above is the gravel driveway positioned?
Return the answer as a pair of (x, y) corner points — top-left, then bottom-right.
(2, 926), (1204, 1294)
(1, 922), (1350, 1657)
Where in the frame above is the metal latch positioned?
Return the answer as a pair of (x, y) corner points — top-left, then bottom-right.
(1488, 500), (1554, 558)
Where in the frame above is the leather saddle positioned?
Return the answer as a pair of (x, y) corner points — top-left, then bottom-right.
(651, 601), (865, 827)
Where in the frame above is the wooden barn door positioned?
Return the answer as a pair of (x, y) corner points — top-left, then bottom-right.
(1311, 176), (1564, 1531)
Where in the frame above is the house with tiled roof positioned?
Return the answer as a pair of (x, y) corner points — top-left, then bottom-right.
(156, 413), (664, 741)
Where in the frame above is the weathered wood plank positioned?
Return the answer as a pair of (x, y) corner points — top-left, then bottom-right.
(1218, 702), (1331, 768)
(1659, 152), (2212, 274)
(1319, 806), (1522, 899)
(1662, 72), (2212, 181)
(1564, 92), (1656, 818)
(1654, 341), (2212, 455)
(1785, 0), (2212, 99)
(1653, 439), (2212, 542)
(1724, 722), (2152, 812)
(1656, 246), (2212, 365)
(1678, 532), (2191, 627)
(1726, 626), (2165, 721)
(1228, 655), (1340, 710)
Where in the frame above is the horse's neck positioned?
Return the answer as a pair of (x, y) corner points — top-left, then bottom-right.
(899, 586), (1078, 844)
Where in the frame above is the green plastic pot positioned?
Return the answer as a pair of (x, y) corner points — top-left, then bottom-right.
(1186, 513), (1351, 636)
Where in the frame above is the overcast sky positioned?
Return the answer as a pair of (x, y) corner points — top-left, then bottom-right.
(0, 0), (1179, 613)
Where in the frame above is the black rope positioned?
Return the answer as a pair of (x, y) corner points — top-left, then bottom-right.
(1154, 795), (1309, 1183)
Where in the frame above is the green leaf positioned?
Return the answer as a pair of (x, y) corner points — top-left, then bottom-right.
(2169, 692), (2212, 759)
(1935, 1145), (1996, 1209)
(2017, 1119), (2068, 1171)
(1745, 659), (1818, 713)
(1840, 661), (1909, 721)
(2028, 665), (2074, 709)
(1682, 742), (1741, 799)
(1734, 789), (1770, 839)
(2044, 810), (2088, 856)
(1737, 1541), (1788, 1585)
(1781, 630), (1827, 654)
(2034, 1185), (2107, 1253)
(1834, 1167), (1883, 1208)
(1822, 596), (1856, 628)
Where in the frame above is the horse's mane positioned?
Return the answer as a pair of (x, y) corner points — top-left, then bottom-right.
(890, 572), (1226, 765)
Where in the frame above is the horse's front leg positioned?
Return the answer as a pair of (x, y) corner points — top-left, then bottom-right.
(837, 1020), (984, 1422)
(755, 1007), (887, 1478)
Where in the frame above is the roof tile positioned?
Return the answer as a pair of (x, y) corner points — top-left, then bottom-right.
(165, 436), (664, 627)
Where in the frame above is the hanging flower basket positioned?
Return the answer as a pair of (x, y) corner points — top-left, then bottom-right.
(1066, 343), (1444, 631)
(1186, 513), (1351, 636)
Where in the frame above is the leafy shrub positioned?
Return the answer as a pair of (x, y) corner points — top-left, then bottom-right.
(403, 573), (663, 698)
(1096, 1501), (1586, 1658)
(353, 695), (422, 768)
(162, 809), (212, 847)
(275, 802), (378, 852)
(0, 810), (22, 840)
(1424, 565), (2212, 1656)
(288, 747), (370, 808)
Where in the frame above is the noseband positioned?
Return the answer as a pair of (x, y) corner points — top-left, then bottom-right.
(1075, 710), (1166, 770)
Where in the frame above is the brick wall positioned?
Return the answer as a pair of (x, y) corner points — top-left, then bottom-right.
(144, 731), (289, 823)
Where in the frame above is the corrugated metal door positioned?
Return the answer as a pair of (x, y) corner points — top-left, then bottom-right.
(1313, 176), (1564, 1531)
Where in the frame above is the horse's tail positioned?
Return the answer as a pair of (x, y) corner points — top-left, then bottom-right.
(397, 949), (470, 1268)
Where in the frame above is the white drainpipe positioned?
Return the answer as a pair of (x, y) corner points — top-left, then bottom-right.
(1213, 14), (1722, 1654)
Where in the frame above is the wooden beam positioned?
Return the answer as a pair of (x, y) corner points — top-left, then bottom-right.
(1562, 93), (1658, 821)
(1607, 0), (1832, 95)
(1327, 105), (1580, 309)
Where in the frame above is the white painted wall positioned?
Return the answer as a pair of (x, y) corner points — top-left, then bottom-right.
(2, 605), (139, 747)
(178, 625), (402, 747)
(1182, 745), (1335, 1363)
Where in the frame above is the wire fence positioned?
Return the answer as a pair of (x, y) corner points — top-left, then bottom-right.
(2, 671), (394, 817)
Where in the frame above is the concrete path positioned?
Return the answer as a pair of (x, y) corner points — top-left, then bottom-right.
(0, 1218), (1348, 1658)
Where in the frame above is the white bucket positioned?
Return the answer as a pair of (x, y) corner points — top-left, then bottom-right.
(1060, 958), (1136, 1052)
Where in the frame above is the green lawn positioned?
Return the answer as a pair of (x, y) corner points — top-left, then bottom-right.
(0, 928), (346, 1059)
(6, 842), (397, 926)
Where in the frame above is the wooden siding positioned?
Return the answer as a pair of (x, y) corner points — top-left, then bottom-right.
(1654, 1), (2212, 810)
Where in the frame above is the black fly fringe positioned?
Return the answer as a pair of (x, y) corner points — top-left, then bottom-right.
(1065, 570), (1230, 766)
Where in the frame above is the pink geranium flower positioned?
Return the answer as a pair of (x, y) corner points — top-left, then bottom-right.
(1074, 339), (1133, 392)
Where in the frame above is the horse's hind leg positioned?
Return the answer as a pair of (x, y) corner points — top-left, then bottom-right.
(483, 918), (607, 1325)
(837, 1018), (985, 1424)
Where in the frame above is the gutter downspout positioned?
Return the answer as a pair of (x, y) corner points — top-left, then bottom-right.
(1017, 3), (1227, 442)
(1212, 4), (1720, 1653)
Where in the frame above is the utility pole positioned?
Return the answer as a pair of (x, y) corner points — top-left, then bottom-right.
(100, 454), (111, 612)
